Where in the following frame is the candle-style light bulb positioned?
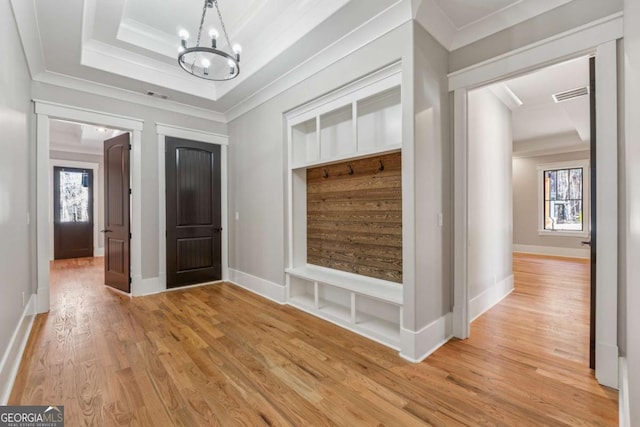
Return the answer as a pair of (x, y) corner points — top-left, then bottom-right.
(209, 28), (219, 48)
(201, 58), (210, 76)
(232, 44), (242, 62)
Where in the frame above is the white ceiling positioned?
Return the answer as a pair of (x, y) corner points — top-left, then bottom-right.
(12, 0), (578, 119)
(494, 57), (590, 155)
(50, 120), (125, 155)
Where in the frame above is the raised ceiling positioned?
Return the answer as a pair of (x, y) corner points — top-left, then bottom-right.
(11, 0), (576, 120)
(50, 120), (125, 155)
(492, 56), (591, 157)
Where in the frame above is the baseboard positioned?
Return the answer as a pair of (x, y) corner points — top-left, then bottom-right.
(596, 342), (619, 389)
(469, 275), (514, 322)
(619, 357), (629, 427)
(94, 247), (104, 257)
(131, 275), (164, 296)
(228, 269), (286, 304)
(513, 244), (589, 259)
(0, 294), (37, 405)
(399, 313), (452, 363)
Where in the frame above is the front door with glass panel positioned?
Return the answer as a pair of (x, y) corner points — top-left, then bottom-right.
(53, 166), (94, 259)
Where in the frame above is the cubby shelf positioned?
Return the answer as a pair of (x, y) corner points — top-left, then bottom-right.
(286, 265), (402, 305)
(286, 265), (402, 349)
(285, 63), (404, 352)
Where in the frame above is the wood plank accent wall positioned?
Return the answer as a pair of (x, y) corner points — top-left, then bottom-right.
(307, 152), (402, 283)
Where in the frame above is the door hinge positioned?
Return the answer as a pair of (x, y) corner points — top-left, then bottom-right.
(129, 144), (132, 150)
(129, 188), (132, 194)
(129, 277), (132, 284)
(129, 232), (132, 239)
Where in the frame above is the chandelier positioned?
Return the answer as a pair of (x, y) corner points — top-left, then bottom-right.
(178, 0), (241, 81)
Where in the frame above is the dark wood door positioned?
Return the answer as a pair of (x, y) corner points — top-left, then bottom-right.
(104, 133), (130, 292)
(166, 137), (221, 288)
(589, 56), (596, 370)
(53, 167), (93, 259)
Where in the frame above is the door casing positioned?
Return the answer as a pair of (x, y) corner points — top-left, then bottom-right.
(450, 19), (621, 389)
(157, 124), (229, 293)
(35, 101), (143, 312)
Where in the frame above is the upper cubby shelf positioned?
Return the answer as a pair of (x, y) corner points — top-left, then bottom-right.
(289, 68), (402, 169)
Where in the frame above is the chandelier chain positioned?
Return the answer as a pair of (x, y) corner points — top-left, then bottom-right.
(196, 0), (208, 48)
(187, 0), (210, 74)
(213, 0), (233, 52)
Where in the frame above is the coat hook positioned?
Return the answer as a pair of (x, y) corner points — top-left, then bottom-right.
(378, 160), (384, 171)
(347, 164), (354, 175)
(322, 169), (329, 179)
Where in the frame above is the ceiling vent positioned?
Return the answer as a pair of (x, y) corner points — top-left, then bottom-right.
(552, 86), (589, 103)
(146, 90), (168, 100)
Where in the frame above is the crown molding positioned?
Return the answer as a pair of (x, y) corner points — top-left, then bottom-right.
(224, 0), (411, 122)
(488, 83), (523, 111)
(33, 71), (226, 123)
(10, 0), (46, 79)
(81, 39), (218, 101)
(415, 0), (574, 51)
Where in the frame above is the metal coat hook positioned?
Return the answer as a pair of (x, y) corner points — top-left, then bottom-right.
(322, 169), (329, 179)
(378, 160), (384, 171)
(347, 164), (354, 175)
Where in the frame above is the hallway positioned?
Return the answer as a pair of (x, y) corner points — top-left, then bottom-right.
(9, 255), (617, 425)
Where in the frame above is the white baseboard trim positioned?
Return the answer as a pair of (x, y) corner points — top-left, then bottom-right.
(513, 244), (589, 259)
(0, 294), (37, 404)
(228, 269), (286, 304)
(36, 289), (49, 314)
(94, 247), (104, 257)
(399, 313), (453, 363)
(619, 357), (629, 427)
(469, 275), (514, 322)
(596, 342), (619, 389)
(131, 275), (164, 296)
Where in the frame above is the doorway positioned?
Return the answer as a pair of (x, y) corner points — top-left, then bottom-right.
(466, 55), (594, 368)
(48, 119), (131, 294)
(35, 102), (143, 314)
(451, 40), (619, 388)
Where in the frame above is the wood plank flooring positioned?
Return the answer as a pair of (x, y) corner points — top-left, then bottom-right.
(9, 254), (617, 426)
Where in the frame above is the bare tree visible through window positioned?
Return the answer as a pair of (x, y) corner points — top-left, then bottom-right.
(543, 167), (583, 231)
(59, 170), (89, 222)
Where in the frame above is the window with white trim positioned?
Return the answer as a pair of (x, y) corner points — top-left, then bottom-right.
(538, 160), (589, 236)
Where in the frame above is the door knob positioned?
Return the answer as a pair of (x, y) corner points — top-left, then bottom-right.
(100, 229), (113, 233)
(581, 240), (591, 246)
(213, 227), (223, 232)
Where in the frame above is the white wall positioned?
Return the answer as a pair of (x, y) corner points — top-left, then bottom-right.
(0, 0), (35, 393)
(31, 83), (227, 279)
(49, 150), (104, 252)
(413, 22), (452, 329)
(467, 87), (513, 303)
(623, 0), (640, 423)
(513, 150), (590, 251)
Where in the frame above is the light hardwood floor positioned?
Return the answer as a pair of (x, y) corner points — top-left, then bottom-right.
(9, 254), (617, 426)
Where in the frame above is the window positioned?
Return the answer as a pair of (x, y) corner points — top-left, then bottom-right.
(538, 160), (589, 236)
(59, 170), (90, 223)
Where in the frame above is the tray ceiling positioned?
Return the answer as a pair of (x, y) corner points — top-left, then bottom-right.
(12, 0), (576, 118)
